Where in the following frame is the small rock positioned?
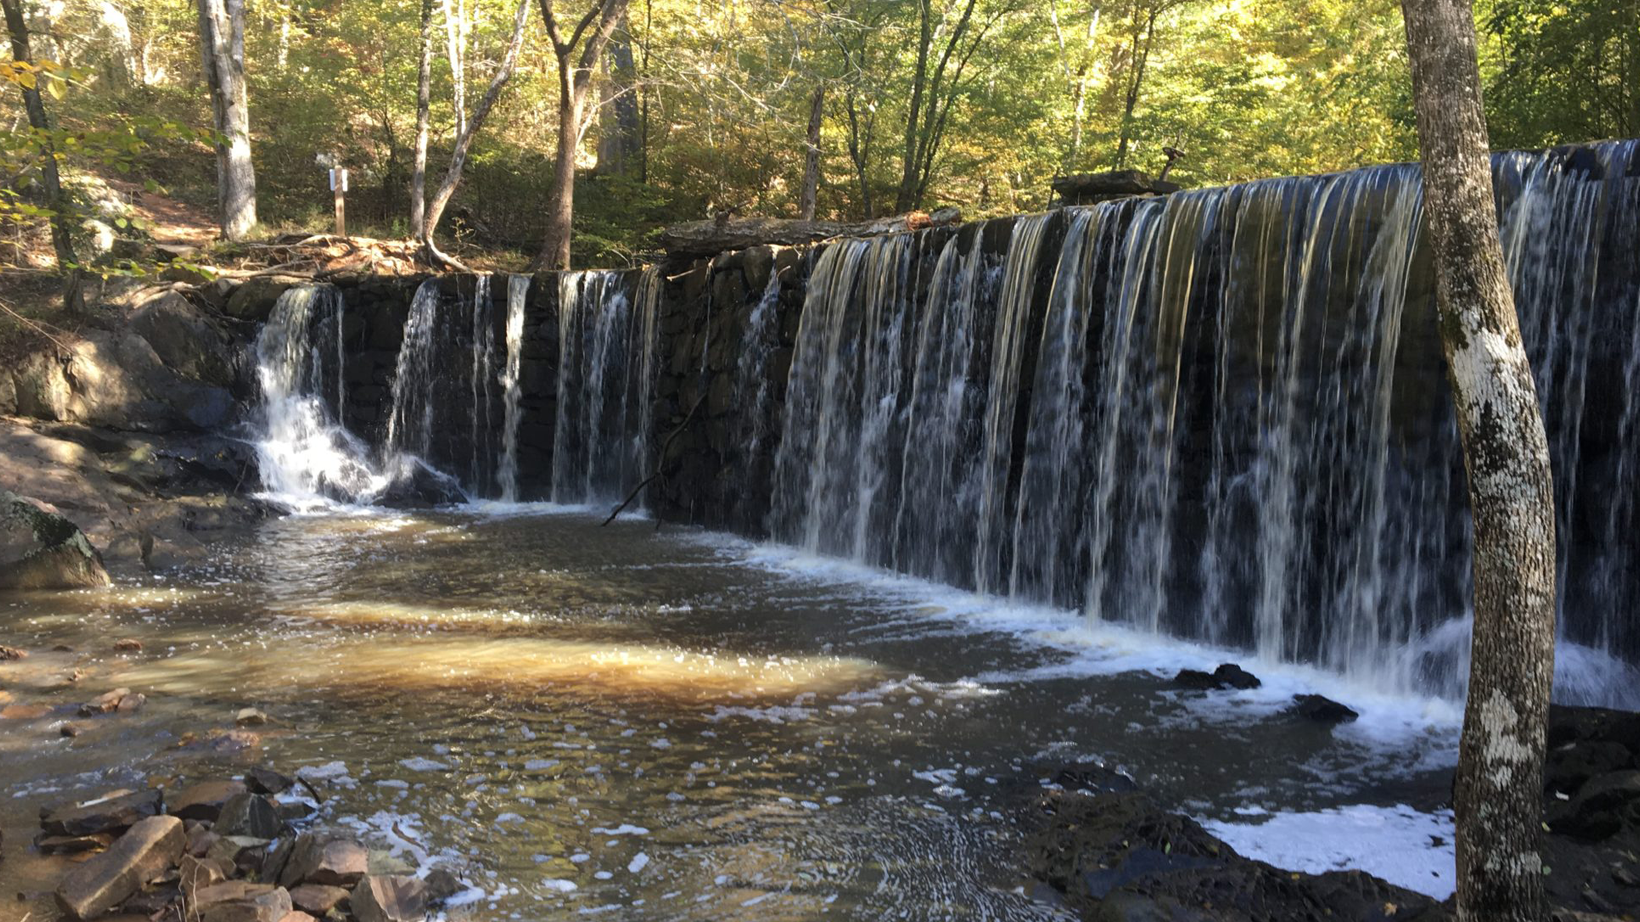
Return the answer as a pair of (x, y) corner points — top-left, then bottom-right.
(195, 883), (293, 922)
(216, 792), (281, 839)
(116, 692), (146, 713)
(113, 638), (143, 652)
(187, 825), (221, 858)
(1171, 668), (1220, 690)
(287, 883), (349, 915)
(206, 835), (272, 874)
(350, 875), (428, 922)
(236, 707), (269, 727)
(80, 687), (133, 716)
(36, 833), (114, 854)
(54, 815), (184, 920)
(1211, 663), (1261, 690)
(52, 643), (74, 651)
(179, 853), (226, 891)
(423, 867), (464, 904)
(59, 722), (82, 737)
(172, 780), (249, 822)
(1290, 694), (1359, 724)
(0, 644), (27, 660)
(41, 788), (163, 838)
(278, 834), (369, 889)
(245, 766), (295, 796)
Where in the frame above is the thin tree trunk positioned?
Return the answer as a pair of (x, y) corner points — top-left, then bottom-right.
(1114, 8), (1156, 170)
(534, 0), (632, 271)
(799, 83), (823, 220)
(423, 0), (531, 257)
(1401, 2), (1557, 920)
(197, 0), (257, 240)
(593, 15), (640, 176)
(3, 0), (83, 311)
(410, 0), (434, 238)
(895, 0), (932, 214)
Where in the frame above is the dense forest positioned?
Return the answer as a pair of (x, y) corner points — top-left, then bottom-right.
(2, 0), (1637, 269)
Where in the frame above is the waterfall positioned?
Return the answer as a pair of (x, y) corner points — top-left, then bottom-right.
(467, 274), (500, 493)
(765, 140), (1640, 704)
(384, 280), (444, 466)
(252, 285), (385, 504)
(498, 274), (530, 502)
(551, 268), (660, 505)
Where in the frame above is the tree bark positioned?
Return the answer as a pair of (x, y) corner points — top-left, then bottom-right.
(2, 0), (83, 311)
(533, 0), (632, 271)
(799, 83), (824, 220)
(593, 15), (640, 176)
(421, 0), (531, 258)
(1401, 2), (1557, 920)
(409, 0), (434, 238)
(197, 0), (257, 241)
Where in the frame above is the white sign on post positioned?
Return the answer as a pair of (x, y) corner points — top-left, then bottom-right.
(328, 168), (349, 192)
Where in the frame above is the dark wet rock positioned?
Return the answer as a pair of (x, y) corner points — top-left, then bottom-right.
(217, 792), (282, 839)
(237, 707), (269, 726)
(0, 491), (113, 589)
(36, 832), (114, 854)
(423, 867), (465, 904)
(114, 638), (143, 652)
(173, 780), (249, 822)
(275, 799), (317, 823)
(350, 874), (428, 922)
(1548, 769), (1640, 841)
(287, 883), (350, 915)
(55, 815), (184, 920)
(246, 766), (295, 796)
(207, 835), (273, 873)
(1049, 761), (1140, 796)
(374, 462), (467, 507)
(1172, 664), (1262, 691)
(42, 788), (163, 838)
(194, 882), (294, 922)
(1026, 789), (1443, 922)
(261, 835), (296, 882)
(1290, 694), (1359, 724)
(1545, 741), (1633, 796)
(59, 721), (82, 737)
(278, 834), (369, 888)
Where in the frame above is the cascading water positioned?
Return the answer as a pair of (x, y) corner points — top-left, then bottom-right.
(551, 267), (660, 505)
(767, 140), (1640, 706)
(498, 274), (530, 502)
(252, 284), (386, 504)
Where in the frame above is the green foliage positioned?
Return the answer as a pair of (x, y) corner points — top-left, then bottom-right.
(3, 0), (1630, 271)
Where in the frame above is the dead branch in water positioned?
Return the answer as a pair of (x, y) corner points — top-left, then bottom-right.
(602, 392), (707, 527)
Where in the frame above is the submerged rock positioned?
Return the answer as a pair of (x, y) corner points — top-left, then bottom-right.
(1172, 663), (1262, 692)
(1290, 694), (1359, 724)
(55, 815), (184, 920)
(0, 491), (113, 589)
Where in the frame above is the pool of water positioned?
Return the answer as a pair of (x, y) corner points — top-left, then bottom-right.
(0, 507), (1464, 919)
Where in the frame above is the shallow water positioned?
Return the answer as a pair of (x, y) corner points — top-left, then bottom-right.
(0, 508), (1463, 919)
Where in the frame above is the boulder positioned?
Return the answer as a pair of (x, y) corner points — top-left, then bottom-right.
(224, 277), (298, 323)
(1549, 769), (1640, 841)
(1173, 663), (1261, 691)
(55, 815), (185, 921)
(207, 834), (272, 873)
(287, 883), (349, 915)
(41, 788), (163, 838)
(350, 875), (428, 922)
(128, 290), (237, 386)
(216, 792), (282, 839)
(1544, 741), (1632, 796)
(1290, 694), (1359, 724)
(278, 834), (369, 889)
(172, 779), (249, 822)
(374, 461), (467, 507)
(0, 491), (112, 589)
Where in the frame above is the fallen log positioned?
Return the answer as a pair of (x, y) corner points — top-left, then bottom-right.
(658, 207), (961, 258)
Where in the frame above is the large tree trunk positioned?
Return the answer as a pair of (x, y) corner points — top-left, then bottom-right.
(197, 0), (256, 241)
(1401, 2), (1557, 920)
(798, 84), (824, 220)
(410, 0), (434, 238)
(2, 0), (83, 311)
(533, 0), (632, 271)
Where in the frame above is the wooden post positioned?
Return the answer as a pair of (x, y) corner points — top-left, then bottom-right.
(330, 167), (347, 236)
